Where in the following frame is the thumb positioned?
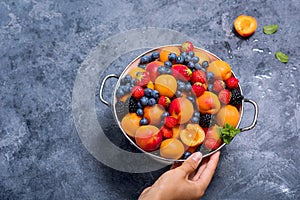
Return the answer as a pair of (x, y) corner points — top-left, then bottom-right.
(179, 152), (202, 175)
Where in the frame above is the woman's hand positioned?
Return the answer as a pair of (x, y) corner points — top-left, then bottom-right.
(139, 151), (220, 200)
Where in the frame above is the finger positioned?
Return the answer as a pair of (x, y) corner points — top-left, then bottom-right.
(170, 161), (182, 170)
(191, 158), (208, 181)
(196, 151), (220, 189)
(178, 152), (202, 175)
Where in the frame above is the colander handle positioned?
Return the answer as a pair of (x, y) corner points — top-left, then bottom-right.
(239, 98), (259, 132)
(99, 74), (119, 107)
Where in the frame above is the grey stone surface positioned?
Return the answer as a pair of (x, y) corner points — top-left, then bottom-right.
(1, 0), (300, 199)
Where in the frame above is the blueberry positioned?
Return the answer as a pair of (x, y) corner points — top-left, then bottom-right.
(188, 51), (195, 57)
(202, 61), (209, 68)
(193, 111), (201, 118)
(184, 82), (192, 92)
(137, 102), (143, 108)
(187, 95), (195, 103)
(177, 82), (185, 91)
(116, 87), (124, 98)
(165, 68), (172, 74)
(140, 96), (149, 106)
(206, 72), (215, 82)
(191, 116), (200, 124)
(175, 90), (183, 97)
(138, 64), (147, 69)
(144, 88), (153, 97)
(148, 98), (156, 106)
(192, 56), (200, 63)
(168, 53), (177, 62)
(183, 151), (192, 159)
(164, 61), (172, 68)
(180, 52), (187, 58)
(158, 66), (166, 74)
(152, 90), (160, 99)
(140, 118), (149, 125)
(208, 83), (214, 91)
(194, 63), (202, 70)
(120, 77), (127, 85)
(176, 56), (185, 64)
(140, 55), (151, 64)
(151, 52), (160, 60)
(136, 108), (144, 116)
(185, 55), (192, 62)
(161, 112), (170, 118)
(187, 61), (195, 69)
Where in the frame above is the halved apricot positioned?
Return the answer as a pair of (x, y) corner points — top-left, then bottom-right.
(234, 15), (257, 37)
(160, 138), (184, 159)
(179, 124), (205, 147)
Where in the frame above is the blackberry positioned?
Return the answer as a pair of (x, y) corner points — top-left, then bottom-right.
(115, 101), (127, 120)
(127, 96), (139, 113)
(199, 114), (216, 128)
(230, 88), (244, 106)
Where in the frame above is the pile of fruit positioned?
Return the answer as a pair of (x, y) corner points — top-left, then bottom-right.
(115, 41), (243, 160)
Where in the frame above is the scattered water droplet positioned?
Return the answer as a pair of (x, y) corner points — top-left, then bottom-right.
(253, 48), (264, 53)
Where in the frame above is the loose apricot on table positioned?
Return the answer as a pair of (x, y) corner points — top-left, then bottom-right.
(234, 15), (257, 37)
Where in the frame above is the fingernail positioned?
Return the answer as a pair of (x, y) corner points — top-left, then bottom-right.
(192, 152), (202, 162)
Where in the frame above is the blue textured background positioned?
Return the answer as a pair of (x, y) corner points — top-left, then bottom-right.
(1, 0), (299, 199)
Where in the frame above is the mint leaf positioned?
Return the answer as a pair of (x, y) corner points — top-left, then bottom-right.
(219, 124), (241, 144)
(275, 51), (289, 63)
(263, 24), (278, 34)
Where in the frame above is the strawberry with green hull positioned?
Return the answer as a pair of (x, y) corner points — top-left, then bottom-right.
(158, 96), (171, 108)
(181, 41), (194, 53)
(135, 72), (150, 87)
(192, 82), (205, 97)
(212, 80), (225, 93)
(218, 89), (231, 104)
(191, 70), (206, 84)
(171, 64), (192, 81)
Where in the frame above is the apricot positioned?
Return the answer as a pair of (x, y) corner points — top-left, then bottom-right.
(121, 113), (142, 137)
(205, 125), (222, 145)
(159, 46), (180, 62)
(169, 97), (194, 124)
(160, 138), (184, 159)
(135, 125), (162, 152)
(196, 91), (221, 114)
(146, 61), (164, 82)
(172, 125), (184, 138)
(234, 15), (257, 37)
(180, 124), (205, 147)
(127, 67), (145, 79)
(144, 104), (165, 125)
(207, 60), (232, 81)
(154, 75), (177, 98)
(216, 105), (240, 127)
(194, 51), (210, 63)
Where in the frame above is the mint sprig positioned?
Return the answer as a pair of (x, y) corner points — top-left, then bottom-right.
(218, 124), (241, 144)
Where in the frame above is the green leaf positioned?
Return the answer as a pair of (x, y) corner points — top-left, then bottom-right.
(275, 51), (289, 63)
(263, 24), (278, 34)
(219, 124), (241, 144)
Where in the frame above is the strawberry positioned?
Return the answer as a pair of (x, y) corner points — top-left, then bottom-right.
(172, 64), (192, 81)
(164, 116), (178, 128)
(181, 41), (194, 53)
(218, 89), (231, 104)
(191, 70), (206, 84)
(135, 72), (150, 86)
(212, 80), (225, 93)
(160, 126), (173, 138)
(192, 82), (205, 97)
(131, 86), (144, 99)
(225, 77), (239, 89)
(158, 96), (171, 108)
